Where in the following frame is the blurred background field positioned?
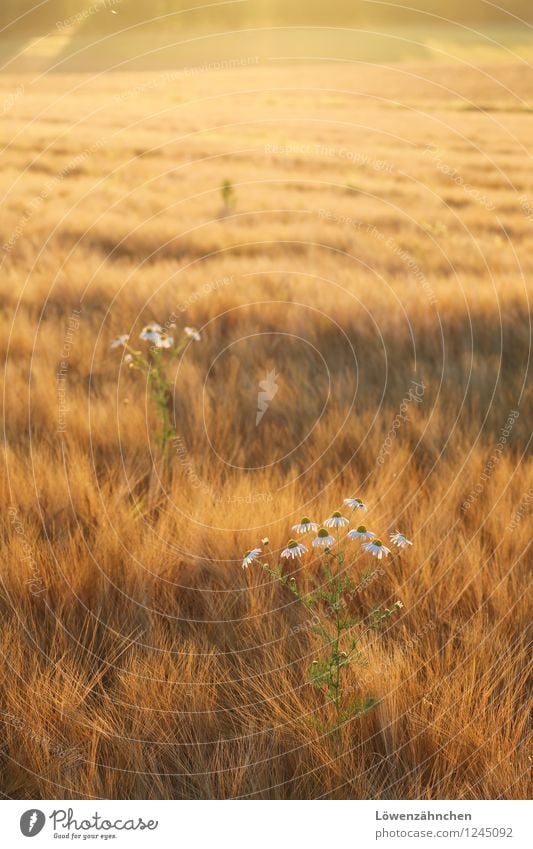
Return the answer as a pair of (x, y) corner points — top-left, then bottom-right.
(0, 1), (531, 800)
(2, 1), (533, 72)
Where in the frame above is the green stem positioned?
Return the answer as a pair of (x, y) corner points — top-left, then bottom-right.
(333, 579), (341, 717)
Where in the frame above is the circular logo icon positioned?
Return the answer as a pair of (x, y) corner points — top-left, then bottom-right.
(20, 810), (46, 837)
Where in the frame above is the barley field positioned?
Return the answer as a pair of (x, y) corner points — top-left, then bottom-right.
(0, 56), (531, 799)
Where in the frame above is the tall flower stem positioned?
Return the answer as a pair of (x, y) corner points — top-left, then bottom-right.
(243, 509), (408, 733)
(115, 326), (201, 454)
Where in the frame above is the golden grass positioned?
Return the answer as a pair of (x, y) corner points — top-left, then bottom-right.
(0, 61), (531, 799)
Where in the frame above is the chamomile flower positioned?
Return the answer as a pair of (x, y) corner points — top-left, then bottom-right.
(323, 511), (349, 529)
(242, 548), (261, 569)
(184, 326), (201, 341)
(152, 332), (174, 349)
(124, 353), (133, 364)
(347, 525), (376, 541)
(312, 528), (336, 548)
(140, 323), (163, 343)
(111, 334), (129, 349)
(344, 497), (367, 512)
(292, 517), (319, 535)
(390, 531), (413, 549)
(362, 539), (391, 559)
(261, 537), (270, 546)
(281, 539), (307, 559)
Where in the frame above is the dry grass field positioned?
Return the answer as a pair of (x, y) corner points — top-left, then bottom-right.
(0, 57), (531, 799)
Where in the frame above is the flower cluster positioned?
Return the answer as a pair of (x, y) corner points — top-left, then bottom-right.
(241, 497), (412, 569)
(240, 495), (411, 727)
(111, 321), (202, 449)
(111, 322), (201, 354)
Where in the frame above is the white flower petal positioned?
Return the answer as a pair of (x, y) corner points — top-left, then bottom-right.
(242, 548), (262, 569)
(347, 526), (376, 541)
(312, 532), (335, 548)
(390, 531), (413, 549)
(153, 333), (174, 349)
(184, 326), (201, 341)
(323, 513), (349, 528)
(292, 520), (319, 534)
(362, 540), (391, 559)
(281, 541), (307, 559)
(344, 497), (368, 512)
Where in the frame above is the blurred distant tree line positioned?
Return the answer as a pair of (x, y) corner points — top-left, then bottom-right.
(1, 0), (532, 34)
